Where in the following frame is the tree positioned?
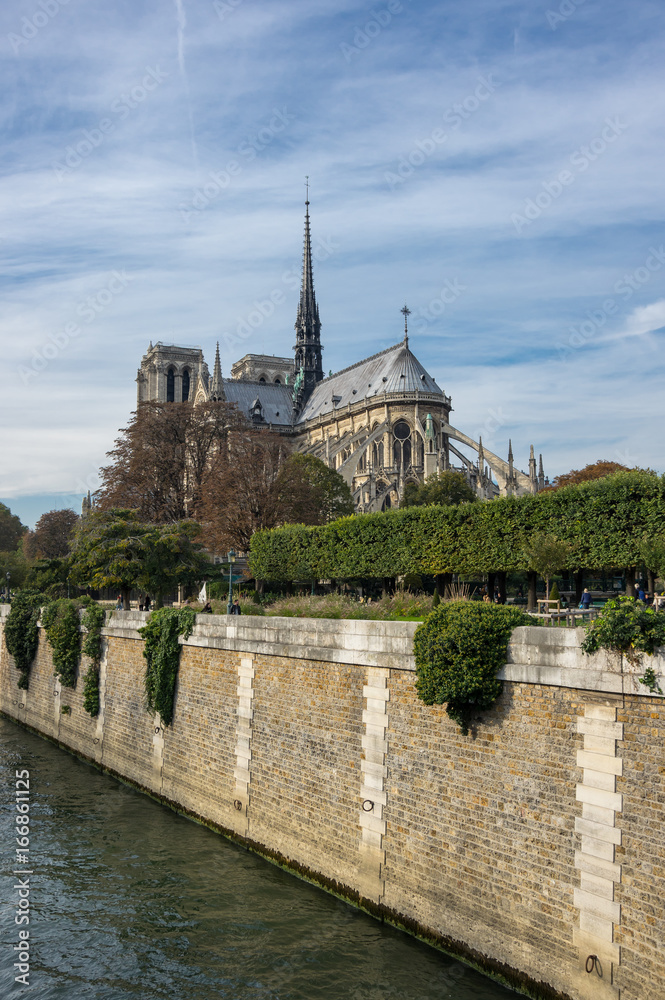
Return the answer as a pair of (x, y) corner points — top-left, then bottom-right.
(0, 503), (26, 552)
(638, 534), (665, 593)
(402, 471), (477, 508)
(548, 460), (631, 490)
(23, 509), (78, 560)
(70, 509), (213, 608)
(522, 533), (573, 601)
(70, 509), (153, 608)
(274, 454), (354, 524)
(200, 429), (292, 553)
(0, 549), (30, 592)
(96, 400), (243, 523)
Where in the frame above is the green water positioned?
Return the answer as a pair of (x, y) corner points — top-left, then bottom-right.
(0, 718), (518, 999)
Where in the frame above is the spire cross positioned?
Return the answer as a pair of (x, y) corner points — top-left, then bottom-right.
(305, 175), (309, 205)
(401, 304), (411, 339)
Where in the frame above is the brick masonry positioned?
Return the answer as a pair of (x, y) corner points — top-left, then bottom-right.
(0, 605), (663, 1000)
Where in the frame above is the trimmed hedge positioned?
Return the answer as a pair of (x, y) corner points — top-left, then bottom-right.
(250, 471), (665, 581)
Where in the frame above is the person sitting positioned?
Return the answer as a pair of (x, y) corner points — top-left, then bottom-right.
(202, 601), (213, 614)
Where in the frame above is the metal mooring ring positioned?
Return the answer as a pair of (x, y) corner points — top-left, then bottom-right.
(585, 955), (602, 977)
(362, 799), (374, 812)
(233, 799), (243, 811)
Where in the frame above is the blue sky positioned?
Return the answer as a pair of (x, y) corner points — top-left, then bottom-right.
(1, 0), (664, 526)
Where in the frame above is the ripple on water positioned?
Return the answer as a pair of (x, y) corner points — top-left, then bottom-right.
(0, 720), (517, 999)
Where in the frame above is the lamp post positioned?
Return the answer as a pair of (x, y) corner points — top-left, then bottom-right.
(6, 572), (10, 602)
(226, 549), (236, 615)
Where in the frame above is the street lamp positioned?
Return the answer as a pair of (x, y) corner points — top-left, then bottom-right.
(226, 549), (236, 615)
(6, 572), (10, 602)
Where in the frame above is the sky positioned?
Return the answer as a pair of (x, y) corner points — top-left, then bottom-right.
(1, 0), (664, 527)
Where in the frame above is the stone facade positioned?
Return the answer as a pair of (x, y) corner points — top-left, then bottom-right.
(1, 604), (663, 999)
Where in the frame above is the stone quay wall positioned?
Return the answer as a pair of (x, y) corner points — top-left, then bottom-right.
(1, 605), (664, 1000)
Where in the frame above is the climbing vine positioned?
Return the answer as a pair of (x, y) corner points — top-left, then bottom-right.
(4, 590), (47, 690)
(139, 607), (197, 727)
(414, 602), (534, 734)
(81, 603), (106, 716)
(41, 599), (81, 688)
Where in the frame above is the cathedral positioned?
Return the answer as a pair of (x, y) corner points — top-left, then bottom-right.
(136, 199), (546, 511)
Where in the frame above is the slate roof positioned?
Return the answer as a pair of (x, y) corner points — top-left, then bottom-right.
(296, 341), (444, 423)
(222, 380), (294, 426)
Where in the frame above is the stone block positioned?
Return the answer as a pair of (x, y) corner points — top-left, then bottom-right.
(576, 785), (622, 812)
(577, 750), (622, 775)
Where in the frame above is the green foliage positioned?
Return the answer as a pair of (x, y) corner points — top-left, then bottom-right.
(82, 665), (100, 715)
(638, 534), (665, 579)
(402, 470), (478, 508)
(414, 602), (534, 734)
(80, 603), (106, 717)
(139, 606), (197, 727)
(70, 509), (215, 606)
(251, 471), (665, 584)
(581, 596), (665, 663)
(265, 591), (433, 620)
(432, 590), (440, 608)
(0, 502), (26, 552)
(638, 666), (663, 695)
(549, 582), (561, 604)
(41, 599), (81, 688)
(522, 533), (573, 597)
(276, 453), (355, 522)
(0, 548), (30, 590)
(4, 590), (46, 689)
(24, 557), (71, 598)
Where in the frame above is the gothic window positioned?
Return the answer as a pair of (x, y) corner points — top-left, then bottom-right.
(166, 368), (175, 402)
(393, 420), (411, 470)
(274, 378), (281, 384)
(182, 369), (190, 402)
(417, 438), (424, 466)
(259, 376), (266, 383)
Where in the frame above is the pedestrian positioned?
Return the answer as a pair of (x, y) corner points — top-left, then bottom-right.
(580, 588), (592, 610)
(115, 595), (123, 610)
(637, 584), (646, 602)
(144, 595), (151, 612)
(231, 598), (242, 615)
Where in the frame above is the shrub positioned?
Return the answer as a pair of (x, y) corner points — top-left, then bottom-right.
(140, 607), (197, 727)
(414, 602), (534, 734)
(549, 582), (561, 604)
(581, 596), (665, 663)
(4, 590), (47, 689)
(41, 599), (81, 688)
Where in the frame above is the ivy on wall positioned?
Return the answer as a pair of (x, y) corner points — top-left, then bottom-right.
(250, 471), (665, 582)
(4, 590), (47, 690)
(41, 599), (82, 688)
(81, 603), (106, 716)
(414, 602), (534, 734)
(139, 607), (197, 727)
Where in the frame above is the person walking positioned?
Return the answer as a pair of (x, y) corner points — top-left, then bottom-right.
(230, 599), (242, 615)
(580, 588), (592, 610)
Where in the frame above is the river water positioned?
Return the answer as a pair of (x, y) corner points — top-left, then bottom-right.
(1, 718), (517, 999)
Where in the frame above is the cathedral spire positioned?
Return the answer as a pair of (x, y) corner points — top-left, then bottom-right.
(293, 180), (323, 403)
(210, 341), (224, 401)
